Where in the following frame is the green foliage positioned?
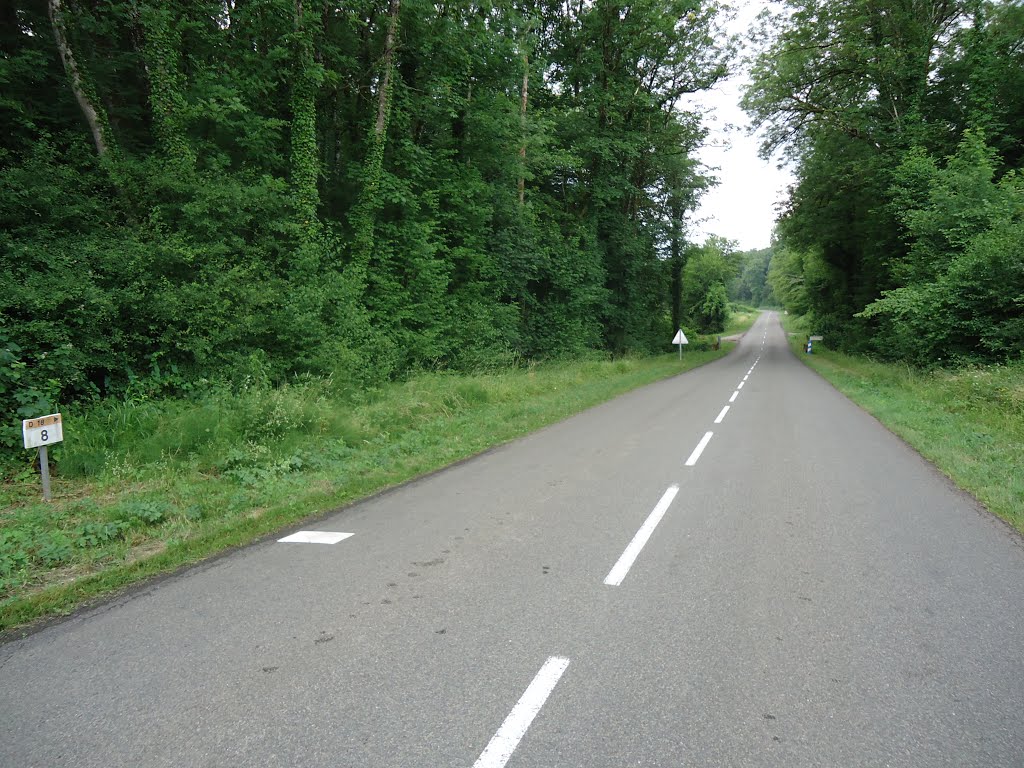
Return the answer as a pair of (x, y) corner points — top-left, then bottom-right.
(115, 500), (171, 526)
(730, 248), (774, 306)
(748, 0), (1023, 365)
(0, 0), (734, 470)
(859, 133), (1024, 365)
(74, 521), (129, 549)
(682, 239), (737, 333)
(0, 331), (64, 457)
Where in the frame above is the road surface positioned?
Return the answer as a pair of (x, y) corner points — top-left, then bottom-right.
(2, 311), (1022, 767)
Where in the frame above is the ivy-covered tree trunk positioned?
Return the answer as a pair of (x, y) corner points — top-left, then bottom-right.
(350, 0), (400, 274)
(139, 4), (193, 166)
(518, 49), (528, 206)
(290, 0), (323, 246)
(47, 0), (111, 157)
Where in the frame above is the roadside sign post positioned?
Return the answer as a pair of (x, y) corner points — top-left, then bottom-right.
(23, 413), (63, 502)
(671, 329), (689, 360)
(39, 445), (51, 501)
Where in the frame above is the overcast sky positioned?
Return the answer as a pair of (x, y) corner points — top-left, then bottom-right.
(684, 0), (793, 251)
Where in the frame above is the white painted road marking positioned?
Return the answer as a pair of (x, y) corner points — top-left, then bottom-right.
(738, 381), (745, 389)
(685, 431), (714, 467)
(714, 406), (730, 424)
(277, 531), (354, 544)
(473, 656), (571, 768)
(729, 391), (739, 403)
(604, 485), (680, 586)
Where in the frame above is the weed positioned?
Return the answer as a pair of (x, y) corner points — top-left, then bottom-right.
(115, 500), (171, 527)
(74, 522), (129, 549)
(37, 534), (74, 566)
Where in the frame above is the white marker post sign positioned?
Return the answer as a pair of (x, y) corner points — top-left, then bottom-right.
(671, 329), (688, 359)
(23, 413), (62, 501)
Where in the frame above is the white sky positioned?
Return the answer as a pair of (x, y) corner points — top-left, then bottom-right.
(684, 0), (793, 251)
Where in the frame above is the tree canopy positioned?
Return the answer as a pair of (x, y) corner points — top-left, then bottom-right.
(747, 0), (1024, 364)
(1, 0), (733, 451)
(749, 0), (1019, 364)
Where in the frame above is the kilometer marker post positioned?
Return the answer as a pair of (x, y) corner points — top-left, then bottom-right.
(671, 329), (688, 360)
(23, 413), (63, 502)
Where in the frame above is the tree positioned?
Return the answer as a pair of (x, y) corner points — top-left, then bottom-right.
(682, 239), (737, 332)
(745, 0), (1023, 362)
(0, 0), (735, 465)
(731, 247), (773, 306)
(859, 132), (1024, 364)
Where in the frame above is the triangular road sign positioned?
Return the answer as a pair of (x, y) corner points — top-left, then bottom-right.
(671, 329), (688, 345)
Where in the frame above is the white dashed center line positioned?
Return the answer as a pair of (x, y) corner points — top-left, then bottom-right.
(604, 485), (680, 586)
(714, 406), (730, 424)
(729, 391), (739, 403)
(685, 431), (714, 467)
(473, 657), (571, 768)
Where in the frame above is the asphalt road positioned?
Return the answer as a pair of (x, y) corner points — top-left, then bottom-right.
(2, 311), (1023, 767)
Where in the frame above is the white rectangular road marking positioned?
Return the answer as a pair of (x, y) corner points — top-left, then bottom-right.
(685, 431), (714, 467)
(604, 486), (679, 586)
(473, 657), (571, 768)
(738, 381), (745, 389)
(277, 531), (354, 544)
(729, 391), (739, 403)
(743, 375), (749, 381)
(714, 405), (730, 424)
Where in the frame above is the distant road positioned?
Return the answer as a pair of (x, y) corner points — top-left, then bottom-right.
(3, 311), (1022, 767)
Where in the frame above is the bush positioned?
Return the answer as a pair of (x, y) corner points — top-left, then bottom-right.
(860, 133), (1024, 365)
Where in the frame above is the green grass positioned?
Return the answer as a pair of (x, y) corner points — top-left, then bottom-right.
(782, 316), (1024, 534)
(724, 303), (760, 335)
(0, 345), (745, 633)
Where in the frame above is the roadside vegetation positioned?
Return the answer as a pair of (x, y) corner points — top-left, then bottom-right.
(4, 0), (760, 632)
(723, 303), (761, 336)
(784, 315), (1023, 535)
(0, 342), (742, 633)
(745, 0), (1021, 368)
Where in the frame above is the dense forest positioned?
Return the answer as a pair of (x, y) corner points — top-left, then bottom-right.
(1, 0), (743, 456)
(747, 0), (1023, 366)
(4, 0), (1021, 465)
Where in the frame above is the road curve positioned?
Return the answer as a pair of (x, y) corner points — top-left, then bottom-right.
(2, 311), (1022, 767)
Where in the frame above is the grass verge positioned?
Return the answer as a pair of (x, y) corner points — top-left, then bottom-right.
(1, 345), (740, 634)
(782, 315), (1024, 534)
(724, 303), (762, 335)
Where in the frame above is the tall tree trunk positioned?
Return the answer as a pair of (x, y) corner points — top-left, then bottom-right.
(290, 0), (323, 246)
(669, 194), (685, 332)
(48, 0), (110, 157)
(350, 0), (400, 273)
(373, 0), (400, 138)
(518, 50), (528, 206)
(139, 5), (194, 166)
